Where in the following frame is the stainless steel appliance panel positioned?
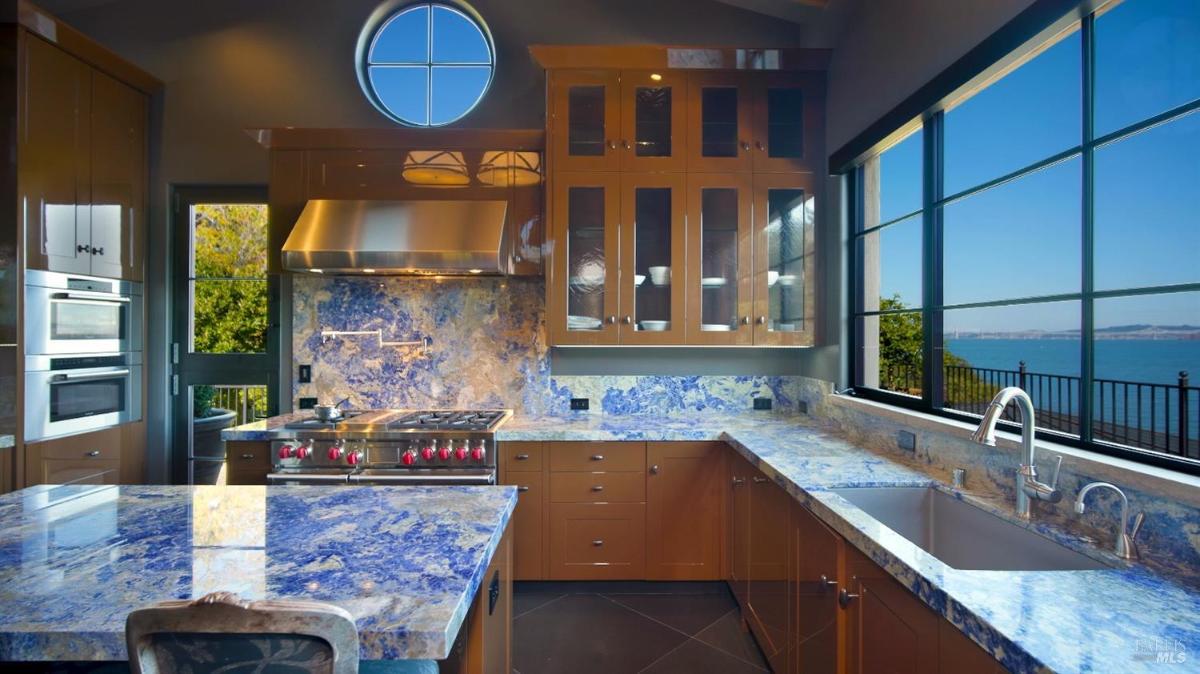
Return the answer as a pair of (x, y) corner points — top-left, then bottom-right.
(25, 269), (143, 355)
(24, 353), (143, 441)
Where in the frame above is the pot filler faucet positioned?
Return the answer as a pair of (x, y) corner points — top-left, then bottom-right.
(971, 387), (1063, 519)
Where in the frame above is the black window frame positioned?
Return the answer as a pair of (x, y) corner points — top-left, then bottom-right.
(840, 0), (1200, 476)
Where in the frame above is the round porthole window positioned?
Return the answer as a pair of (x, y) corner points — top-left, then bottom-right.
(356, 1), (495, 127)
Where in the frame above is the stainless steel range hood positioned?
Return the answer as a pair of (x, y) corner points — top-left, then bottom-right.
(282, 199), (510, 275)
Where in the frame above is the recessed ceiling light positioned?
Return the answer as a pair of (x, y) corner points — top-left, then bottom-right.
(362, 268), (376, 273)
(468, 269), (483, 274)
(309, 268), (323, 274)
(649, 73), (662, 81)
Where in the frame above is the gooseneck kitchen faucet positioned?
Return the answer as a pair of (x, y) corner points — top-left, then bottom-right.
(971, 387), (1063, 519)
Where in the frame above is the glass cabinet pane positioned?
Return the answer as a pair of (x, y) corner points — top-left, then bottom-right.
(699, 188), (740, 331)
(635, 87), (672, 157)
(700, 87), (739, 157)
(633, 188), (673, 331)
(765, 188), (809, 333)
(567, 187), (607, 331)
(568, 86), (606, 157)
(766, 88), (804, 158)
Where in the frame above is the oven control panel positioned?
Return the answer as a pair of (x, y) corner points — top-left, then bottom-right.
(272, 437), (492, 469)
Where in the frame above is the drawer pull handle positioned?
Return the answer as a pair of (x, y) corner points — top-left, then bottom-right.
(240, 454), (255, 460)
(86, 450), (100, 457)
(820, 574), (837, 589)
(517, 486), (530, 492)
(838, 588), (860, 609)
(752, 476), (769, 484)
(649, 464), (659, 475)
(731, 476), (745, 487)
(591, 485), (604, 492)
(590, 455), (604, 461)
(515, 453), (530, 461)
(592, 539), (604, 547)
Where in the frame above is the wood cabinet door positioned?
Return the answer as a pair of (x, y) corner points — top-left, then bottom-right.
(225, 441), (271, 485)
(686, 71), (753, 172)
(749, 72), (824, 173)
(843, 547), (939, 674)
(752, 173), (817, 346)
(89, 70), (146, 281)
(793, 503), (842, 674)
(728, 455), (752, 604)
(618, 173), (686, 344)
(747, 472), (793, 671)
(549, 173), (621, 345)
(645, 442), (724, 580)
(505, 471), (545, 580)
(618, 70), (687, 172)
(685, 173), (753, 345)
(549, 70), (621, 172)
(20, 33), (93, 276)
(120, 421), (146, 484)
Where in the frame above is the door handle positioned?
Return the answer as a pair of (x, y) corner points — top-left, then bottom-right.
(621, 316), (632, 325)
(240, 454), (256, 460)
(838, 588), (860, 609)
(517, 486), (530, 492)
(756, 316), (767, 325)
(591, 485), (605, 492)
(76, 244), (91, 254)
(514, 453), (530, 461)
(621, 139), (630, 150)
(741, 316), (750, 325)
(755, 141), (765, 151)
(740, 141), (750, 151)
(731, 476), (745, 487)
(605, 315), (617, 324)
(751, 476), (769, 484)
(820, 574), (837, 589)
(607, 140), (617, 150)
(85, 450), (101, 457)
(91, 246), (105, 256)
(51, 369), (131, 383)
(590, 454), (604, 461)
(649, 464), (659, 475)
(592, 539), (604, 547)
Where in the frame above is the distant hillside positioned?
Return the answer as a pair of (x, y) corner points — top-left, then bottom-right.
(950, 325), (1200, 340)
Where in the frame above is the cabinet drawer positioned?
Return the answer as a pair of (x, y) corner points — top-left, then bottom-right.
(32, 426), (122, 461)
(550, 503), (645, 579)
(502, 442), (544, 472)
(550, 471), (644, 503)
(34, 458), (120, 486)
(226, 441), (271, 485)
(549, 442), (645, 472)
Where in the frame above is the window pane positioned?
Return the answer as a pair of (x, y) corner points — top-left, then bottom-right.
(192, 280), (268, 353)
(1093, 292), (1199, 458)
(1095, 110), (1200, 290)
(871, 129), (923, 226)
(192, 204), (268, 279)
(1096, 0), (1200, 136)
(369, 66), (429, 126)
(855, 214), (922, 313)
(943, 301), (1081, 437)
(431, 5), (489, 63)
(944, 31), (1081, 194)
(855, 312), (923, 397)
(190, 385), (268, 485)
(369, 5), (429, 64)
(430, 66), (489, 125)
(943, 158), (1081, 305)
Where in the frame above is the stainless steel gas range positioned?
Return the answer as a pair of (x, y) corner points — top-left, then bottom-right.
(266, 409), (511, 486)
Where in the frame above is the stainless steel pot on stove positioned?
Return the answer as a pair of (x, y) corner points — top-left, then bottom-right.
(313, 397), (350, 422)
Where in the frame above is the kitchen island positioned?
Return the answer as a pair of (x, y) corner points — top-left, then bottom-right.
(0, 483), (515, 667)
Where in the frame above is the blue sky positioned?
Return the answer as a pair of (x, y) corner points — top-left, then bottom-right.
(870, 0), (1199, 333)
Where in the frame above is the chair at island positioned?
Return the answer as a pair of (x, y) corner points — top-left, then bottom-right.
(126, 591), (437, 674)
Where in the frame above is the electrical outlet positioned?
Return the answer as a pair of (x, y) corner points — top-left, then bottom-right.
(299, 397), (318, 410)
(797, 400), (809, 414)
(570, 398), (590, 411)
(298, 364), (312, 383)
(753, 397), (773, 410)
(897, 430), (917, 453)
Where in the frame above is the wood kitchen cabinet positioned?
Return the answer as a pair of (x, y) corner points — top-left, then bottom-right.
(19, 33), (147, 281)
(791, 500), (842, 674)
(443, 524), (512, 674)
(728, 451), (753, 603)
(843, 544), (940, 674)
(686, 72), (754, 173)
(24, 425), (122, 486)
(645, 442), (724, 580)
(685, 173), (753, 344)
(499, 442), (546, 580)
(747, 468), (793, 673)
(225, 440), (271, 485)
(549, 70), (622, 172)
(749, 72), (824, 173)
(752, 173), (817, 346)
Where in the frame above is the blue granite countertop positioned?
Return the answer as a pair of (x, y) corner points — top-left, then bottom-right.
(0, 435), (14, 450)
(0, 483), (516, 662)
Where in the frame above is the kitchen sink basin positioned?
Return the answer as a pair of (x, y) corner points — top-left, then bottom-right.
(830, 487), (1109, 571)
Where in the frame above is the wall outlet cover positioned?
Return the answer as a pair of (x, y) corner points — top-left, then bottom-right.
(570, 398), (590, 411)
(299, 397), (318, 410)
(797, 400), (809, 414)
(753, 397), (773, 410)
(897, 430), (917, 453)
(298, 364), (312, 383)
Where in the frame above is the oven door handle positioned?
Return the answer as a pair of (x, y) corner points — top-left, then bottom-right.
(348, 471), (495, 485)
(51, 291), (131, 304)
(266, 472), (351, 484)
(50, 369), (131, 383)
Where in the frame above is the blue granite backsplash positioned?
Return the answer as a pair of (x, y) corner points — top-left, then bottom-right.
(293, 276), (802, 415)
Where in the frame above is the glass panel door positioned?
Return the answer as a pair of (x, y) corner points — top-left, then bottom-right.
(752, 74), (819, 172)
(551, 71), (620, 172)
(687, 73), (752, 171)
(754, 175), (816, 346)
(620, 174), (685, 344)
(687, 174), (752, 344)
(552, 173), (619, 344)
(620, 71), (687, 172)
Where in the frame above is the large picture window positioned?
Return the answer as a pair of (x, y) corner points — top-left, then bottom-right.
(851, 0), (1200, 472)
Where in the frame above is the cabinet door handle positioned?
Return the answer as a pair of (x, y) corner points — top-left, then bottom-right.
(621, 139), (630, 150)
(756, 316), (767, 325)
(91, 246), (104, 256)
(838, 588), (860, 609)
(240, 453), (256, 460)
(605, 315), (617, 324)
(86, 450), (101, 457)
(77, 244), (91, 254)
(515, 453), (530, 461)
(590, 454), (604, 461)
(649, 464), (659, 475)
(740, 316), (750, 326)
(591, 485), (604, 492)
(517, 486), (530, 492)
(607, 140), (617, 150)
(592, 539), (604, 547)
(755, 141), (765, 151)
(731, 476), (745, 486)
(820, 574), (837, 589)
(740, 141), (750, 151)
(752, 476), (769, 484)
(620, 316), (632, 325)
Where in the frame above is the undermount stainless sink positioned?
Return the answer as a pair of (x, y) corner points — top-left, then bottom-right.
(831, 487), (1109, 571)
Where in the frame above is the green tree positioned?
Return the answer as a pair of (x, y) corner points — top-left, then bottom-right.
(877, 295), (995, 403)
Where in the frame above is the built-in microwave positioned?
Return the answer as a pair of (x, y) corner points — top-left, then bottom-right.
(25, 269), (143, 356)
(24, 353), (142, 442)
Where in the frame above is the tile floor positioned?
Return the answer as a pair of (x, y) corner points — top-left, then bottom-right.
(512, 581), (770, 674)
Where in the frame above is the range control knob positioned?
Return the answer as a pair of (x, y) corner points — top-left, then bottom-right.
(296, 441), (313, 460)
(277, 444), (296, 459)
(454, 443), (469, 462)
(438, 444), (452, 461)
(327, 443), (344, 461)
(471, 443), (486, 463)
(402, 449), (418, 466)
(420, 442), (436, 461)
(347, 450), (364, 466)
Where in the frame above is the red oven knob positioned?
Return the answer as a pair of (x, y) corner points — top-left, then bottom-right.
(296, 443), (313, 460)
(347, 450), (364, 466)
(327, 443), (344, 461)
(471, 445), (486, 463)
(420, 445), (435, 461)
(438, 445), (452, 461)
(454, 444), (469, 462)
(278, 444), (295, 459)
(402, 449), (418, 466)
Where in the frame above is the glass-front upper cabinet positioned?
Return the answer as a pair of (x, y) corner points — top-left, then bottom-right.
(550, 70), (621, 172)
(686, 174), (753, 344)
(751, 73), (823, 173)
(618, 70), (688, 172)
(551, 173), (620, 344)
(753, 174), (815, 346)
(686, 72), (753, 172)
(619, 174), (686, 344)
